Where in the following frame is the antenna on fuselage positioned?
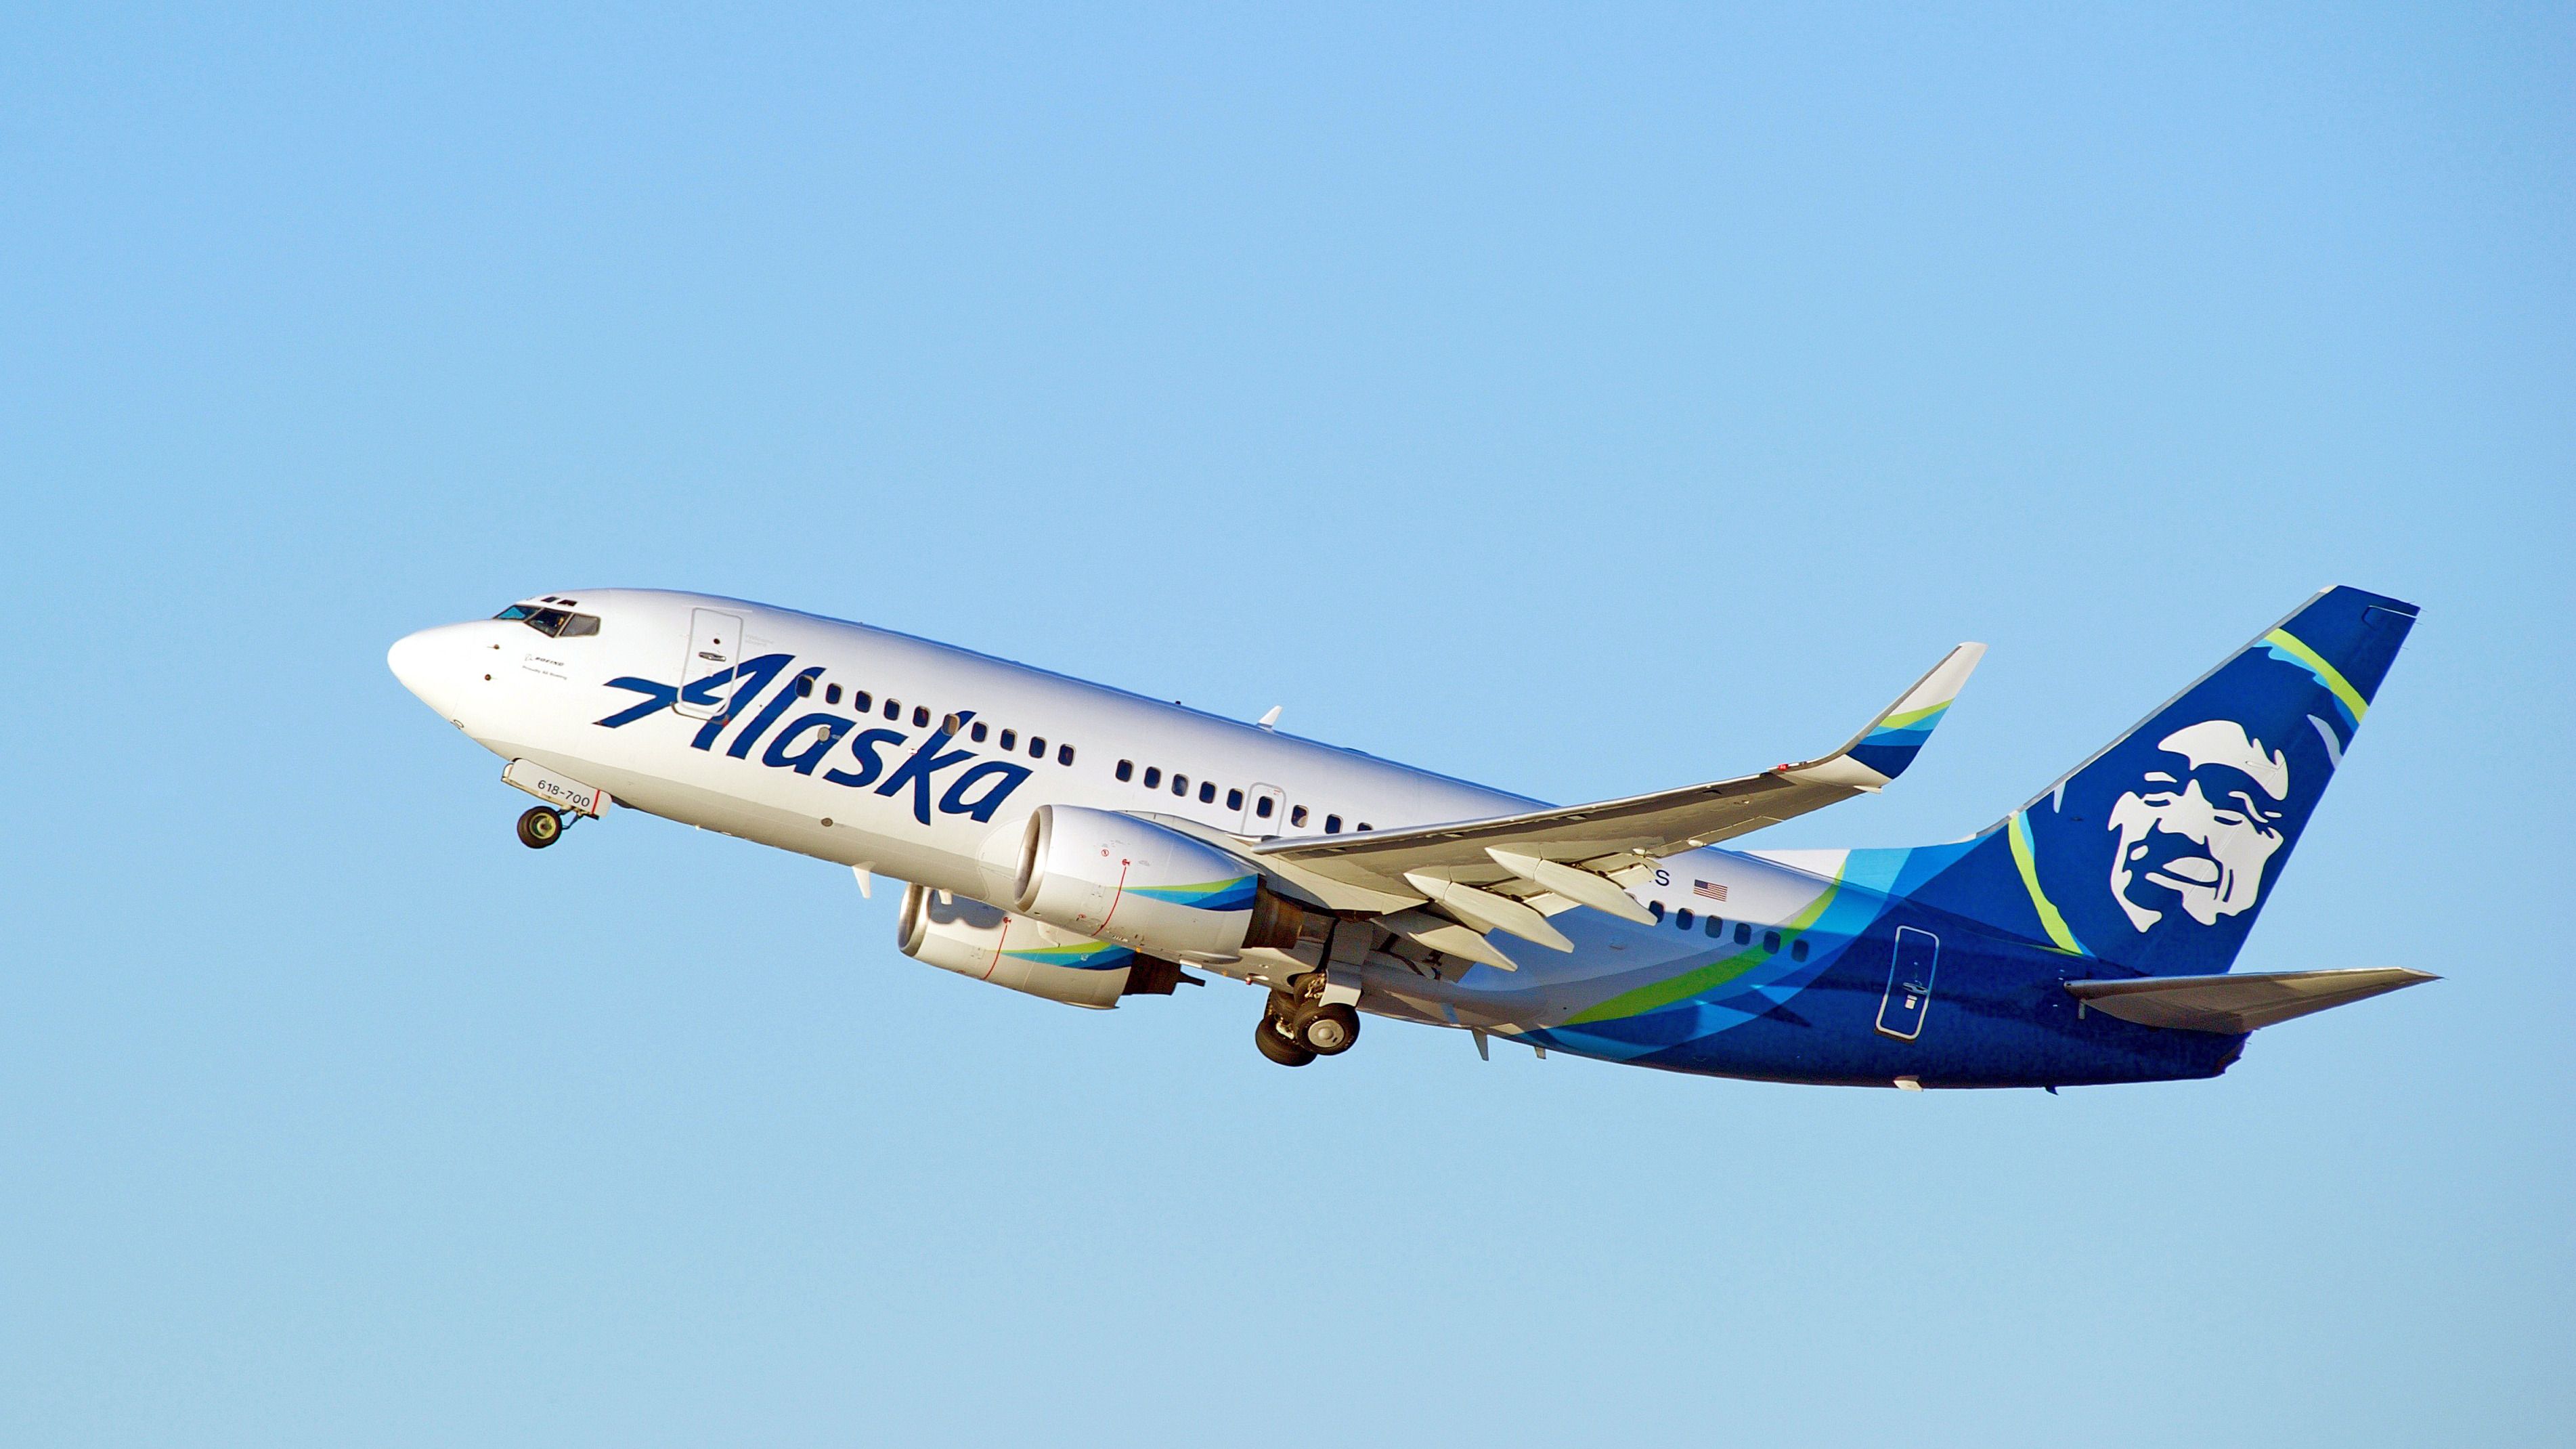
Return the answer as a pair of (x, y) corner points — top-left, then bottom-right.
(1257, 706), (1282, 731)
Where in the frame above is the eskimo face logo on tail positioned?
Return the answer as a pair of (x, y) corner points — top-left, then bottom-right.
(2104, 720), (2289, 930)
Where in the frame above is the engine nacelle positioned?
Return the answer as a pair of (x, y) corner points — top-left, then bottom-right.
(897, 882), (1182, 1010)
(1013, 804), (1304, 962)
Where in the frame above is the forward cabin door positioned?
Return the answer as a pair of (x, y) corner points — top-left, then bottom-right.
(674, 608), (746, 720)
(1875, 927), (1940, 1041)
(1243, 783), (1287, 838)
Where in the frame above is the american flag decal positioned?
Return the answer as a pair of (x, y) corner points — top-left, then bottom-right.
(1693, 880), (1728, 902)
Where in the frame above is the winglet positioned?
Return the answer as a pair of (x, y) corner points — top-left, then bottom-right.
(1777, 643), (1986, 791)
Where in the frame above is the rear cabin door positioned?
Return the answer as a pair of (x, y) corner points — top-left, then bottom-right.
(1875, 927), (1940, 1041)
(674, 608), (746, 720)
(1243, 783), (1286, 838)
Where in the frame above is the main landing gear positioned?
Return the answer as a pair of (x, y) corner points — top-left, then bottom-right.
(1254, 982), (1361, 1067)
(515, 806), (570, 849)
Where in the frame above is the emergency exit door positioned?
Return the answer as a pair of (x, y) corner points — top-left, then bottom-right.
(674, 608), (745, 720)
(1875, 927), (1940, 1041)
(1242, 783), (1286, 838)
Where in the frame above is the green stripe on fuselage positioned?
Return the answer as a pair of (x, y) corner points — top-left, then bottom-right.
(1563, 875), (1843, 1026)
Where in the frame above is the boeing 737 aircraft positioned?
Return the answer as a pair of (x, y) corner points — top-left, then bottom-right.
(388, 585), (2430, 1084)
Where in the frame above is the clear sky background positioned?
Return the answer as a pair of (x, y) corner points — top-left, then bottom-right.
(4, 5), (2569, 1445)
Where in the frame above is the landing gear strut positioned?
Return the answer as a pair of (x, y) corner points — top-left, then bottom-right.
(1253, 980), (1361, 1066)
(516, 806), (567, 849)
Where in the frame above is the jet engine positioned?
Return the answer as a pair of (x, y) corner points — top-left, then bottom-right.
(896, 882), (1188, 1009)
(1012, 804), (1306, 962)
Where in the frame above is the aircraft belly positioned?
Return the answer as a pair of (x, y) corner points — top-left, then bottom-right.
(1515, 964), (2244, 1088)
(1402, 921), (2246, 1087)
(494, 731), (987, 889)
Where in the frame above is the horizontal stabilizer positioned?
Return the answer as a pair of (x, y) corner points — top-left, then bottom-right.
(2065, 967), (2436, 1034)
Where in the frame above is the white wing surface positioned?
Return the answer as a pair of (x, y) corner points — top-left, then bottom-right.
(1256, 643), (1984, 911)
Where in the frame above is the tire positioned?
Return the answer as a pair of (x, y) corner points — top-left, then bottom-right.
(1253, 1017), (1315, 1067)
(1298, 1003), (1360, 1056)
(517, 806), (563, 849)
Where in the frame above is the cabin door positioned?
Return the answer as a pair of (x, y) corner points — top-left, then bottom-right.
(674, 608), (746, 720)
(1875, 927), (1940, 1041)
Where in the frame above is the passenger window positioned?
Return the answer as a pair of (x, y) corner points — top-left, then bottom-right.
(1117, 760), (1135, 782)
(1198, 781), (1215, 803)
(1058, 744), (1074, 766)
(942, 713), (964, 735)
(913, 706), (930, 728)
(1649, 900), (1665, 922)
(1173, 775), (1189, 796)
(1255, 796), (1273, 818)
(1734, 922), (1751, 945)
(1791, 938), (1810, 961)
(825, 684), (842, 705)
(1764, 930), (1781, 955)
(1676, 908), (1694, 930)
(1226, 788), (1244, 810)
(796, 676), (814, 697)
(1290, 806), (1308, 827)
(884, 699), (900, 721)
(1705, 916), (1723, 938)
(1144, 767), (1162, 788)
(971, 721), (988, 742)
(1029, 736), (1045, 758)
(853, 691), (872, 712)
(1357, 823), (1371, 832)
(556, 613), (600, 638)
(1001, 730), (1017, 750)
(1324, 815), (1342, 834)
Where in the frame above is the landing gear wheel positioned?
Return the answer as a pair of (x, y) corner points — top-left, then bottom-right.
(516, 806), (565, 849)
(1253, 1017), (1315, 1067)
(1297, 1003), (1360, 1056)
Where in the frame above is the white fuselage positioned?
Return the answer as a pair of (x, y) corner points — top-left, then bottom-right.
(395, 590), (1529, 899)
(389, 588), (1848, 1035)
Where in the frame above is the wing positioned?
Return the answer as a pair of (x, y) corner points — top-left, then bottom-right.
(1253, 643), (1986, 933)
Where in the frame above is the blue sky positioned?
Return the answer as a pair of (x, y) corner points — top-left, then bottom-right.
(3, 4), (2569, 1444)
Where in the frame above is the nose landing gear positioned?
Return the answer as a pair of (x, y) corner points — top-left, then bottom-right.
(500, 760), (610, 850)
(516, 806), (569, 849)
(1253, 981), (1362, 1066)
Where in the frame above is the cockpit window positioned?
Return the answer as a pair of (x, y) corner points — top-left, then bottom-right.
(493, 604), (601, 638)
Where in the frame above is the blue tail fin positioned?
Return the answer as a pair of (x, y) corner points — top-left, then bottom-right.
(1903, 586), (2418, 976)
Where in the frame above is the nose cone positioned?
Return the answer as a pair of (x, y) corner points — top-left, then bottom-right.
(387, 629), (433, 697)
(388, 622), (483, 718)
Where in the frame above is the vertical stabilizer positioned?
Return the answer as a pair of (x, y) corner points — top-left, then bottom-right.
(1900, 586), (2417, 977)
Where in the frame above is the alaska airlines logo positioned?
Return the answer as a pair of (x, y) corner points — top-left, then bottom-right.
(2007, 635), (2359, 966)
(592, 653), (1029, 826)
(2105, 719), (2289, 930)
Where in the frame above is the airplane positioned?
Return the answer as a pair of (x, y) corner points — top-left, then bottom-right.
(387, 584), (2431, 1086)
